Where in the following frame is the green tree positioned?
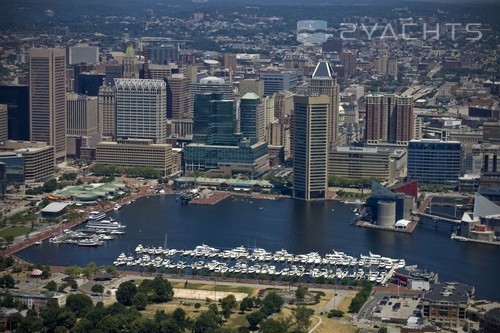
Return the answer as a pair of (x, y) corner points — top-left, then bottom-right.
(221, 294), (237, 319)
(95, 314), (126, 332)
(239, 297), (253, 312)
(45, 280), (58, 292)
(57, 311), (77, 330)
(132, 292), (149, 310)
(40, 301), (63, 332)
(2, 294), (14, 308)
(260, 315), (293, 333)
(1, 274), (16, 289)
(151, 275), (174, 303)
(18, 316), (45, 332)
(82, 262), (98, 280)
(327, 309), (344, 318)
(130, 317), (159, 332)
(72, 318), (93, 333)
(91, 284), (105, 295)
(261, 292), (284, 316)
(6, 312), (24, 330)
(43, 179), (59, 192)
(194, 303), (201, 312)
(5, 256), (14, 267)
(172, 307), (192, 332)
(64, 265), (82, 279)
(65, 293), (93, 317)
(292, 306), (314, 332)
(295, 285), (307, 301)
(116, 280), (137, 306)
(245, 310), (266, 330)
(193, 309), (222, 333)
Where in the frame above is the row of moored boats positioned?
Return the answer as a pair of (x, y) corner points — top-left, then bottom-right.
(48, 211), (126, 247)
(113, 244), (405, 284)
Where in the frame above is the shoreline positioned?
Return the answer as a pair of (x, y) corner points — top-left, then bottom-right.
(0, 187), (160, 258)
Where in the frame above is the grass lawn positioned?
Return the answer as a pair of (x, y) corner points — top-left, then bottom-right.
(173, 282), (254, 296)
(0, 226), (31, 239)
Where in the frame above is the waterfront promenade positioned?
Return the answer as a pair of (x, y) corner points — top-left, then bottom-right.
(1, 184), (161, 258)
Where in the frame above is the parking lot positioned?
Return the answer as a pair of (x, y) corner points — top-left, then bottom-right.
(371, 295), (422, 322)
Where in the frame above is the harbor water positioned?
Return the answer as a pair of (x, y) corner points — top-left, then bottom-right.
(17, 195), (498, 300)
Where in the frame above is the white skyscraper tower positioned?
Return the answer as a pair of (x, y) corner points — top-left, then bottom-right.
(115, 79), (167, 143)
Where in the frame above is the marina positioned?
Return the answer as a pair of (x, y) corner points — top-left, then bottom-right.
(16, 195), (500, 301)
(48, 212), (126, 246)
(113, 244), (405, 285)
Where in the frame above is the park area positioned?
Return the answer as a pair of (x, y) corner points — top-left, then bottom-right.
(0, 226), (31, 243)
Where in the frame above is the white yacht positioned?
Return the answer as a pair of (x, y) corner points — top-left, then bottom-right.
(87, 218), (126, 230)
(88, 211), (106, 220)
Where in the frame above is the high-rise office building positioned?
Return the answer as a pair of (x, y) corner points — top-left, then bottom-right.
(223, 54), (237, 71)
(0, 85), (30, 141)
(267, 120), (290, 161)
(259, 71), (298, 96)
(148, 45), (178, 64)
(105, 64), (122, 86)
(75, 72), (105, 96)
(98, 86), (116, 138)
(207, 99), (238, 146)
(185, 93), (268, 175)
(408, 139), (463, 186)
(66, 93), (99, 138)
(0, 104), (7, 143)
(240, 93), (265, 144)
(308, 60), (339, 146)
(115, 78), (166, 143)
(293, 95), (329, 200)
(239, 79), (264, 98)
(66, 93), (100, 156)
(122, 45), (138, 79)
(165, 74), (191, 119)
(190, 77), (233, 114)
(29, 48), (67, 163)
(340, 51), (357, 77)
(365, 94), (413, 145)
(67, 46), (99, 65)
(149, 64), (183, 80)
(192, 93), (223, 144)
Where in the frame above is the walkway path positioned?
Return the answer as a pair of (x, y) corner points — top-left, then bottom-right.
(308, 315), (322, 332)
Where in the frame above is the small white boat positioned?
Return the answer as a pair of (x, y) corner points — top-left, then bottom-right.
(114, 204), (121, 211)
(34, 241), (42, 245)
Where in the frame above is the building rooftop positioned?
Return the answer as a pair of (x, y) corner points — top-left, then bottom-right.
(241, 92), (260, 100)
(311, 60), (335, 79)
(424, 282), (474, 303)
(40, 202), (69, 213)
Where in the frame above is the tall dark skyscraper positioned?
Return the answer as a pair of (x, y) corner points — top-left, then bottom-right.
(207, 99), (238, 146)
(29, 48), (67, 163)
(192, 93), (223, 143)
(0, 85), (30, 141)
(240, 92), (265, 144)
(76, 72), (105, 96)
